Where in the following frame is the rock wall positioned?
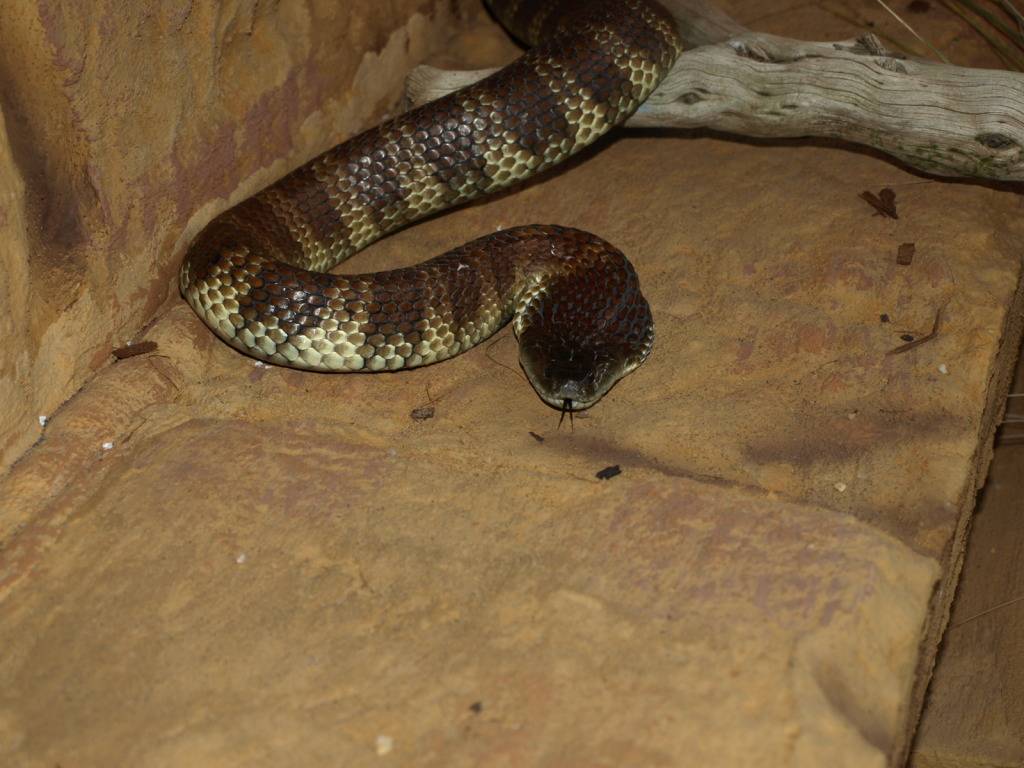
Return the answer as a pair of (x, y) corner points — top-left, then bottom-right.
(0, 0), (478, 474)
(0, 114), (32, 477)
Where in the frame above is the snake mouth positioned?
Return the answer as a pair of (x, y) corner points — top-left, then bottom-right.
(535, 387), (596, 411)
(523, 368), (618, 413)
(532, 386), (614, 413)
(518, 330), (631, 413)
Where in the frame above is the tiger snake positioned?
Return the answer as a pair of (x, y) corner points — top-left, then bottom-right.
(180, 0), (682, 414)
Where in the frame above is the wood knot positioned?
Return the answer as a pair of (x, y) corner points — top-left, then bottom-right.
(976, 132), (1018, 150)
(877, 58), (908, 74)
(730, 41), (772, 63)
(852, 34), (893, 57)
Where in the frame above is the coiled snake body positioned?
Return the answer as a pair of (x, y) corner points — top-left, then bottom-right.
(181, 0), (681, 411)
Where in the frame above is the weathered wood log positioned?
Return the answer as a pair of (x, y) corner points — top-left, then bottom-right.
(405, 0), (1024, 182)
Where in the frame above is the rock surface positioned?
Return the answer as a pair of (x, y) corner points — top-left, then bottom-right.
(0, 1), (1022, 766)
(0, 403), (940, 766)
(0, 0), (479, 473)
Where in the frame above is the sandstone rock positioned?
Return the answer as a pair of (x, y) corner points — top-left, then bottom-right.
(0, 0), (479, 474)
(0, 113), (33, 468)
(0, 410), (939, 766)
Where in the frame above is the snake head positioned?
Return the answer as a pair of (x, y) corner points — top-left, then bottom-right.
(517, 328), (651, 412)
(510, 231), (655, 412)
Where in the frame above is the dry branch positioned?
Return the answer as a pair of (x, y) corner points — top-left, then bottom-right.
(406, 0), (1024, 181)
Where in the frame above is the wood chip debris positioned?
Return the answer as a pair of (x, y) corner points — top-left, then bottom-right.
(596, 465), (622, 480)
(410, 405), (435, 421)
(887, 305), (943, 355)
(896, 242), (915, 265)
(860, 187), (898, 219)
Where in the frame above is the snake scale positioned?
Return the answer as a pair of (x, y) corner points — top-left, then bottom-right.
(180, 0), (682, 413)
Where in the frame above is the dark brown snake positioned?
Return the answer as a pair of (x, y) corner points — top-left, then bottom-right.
(180, 0), (682, 412)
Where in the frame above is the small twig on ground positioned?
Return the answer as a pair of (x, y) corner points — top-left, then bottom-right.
(875, 0), (952, 61)
(941, 0), (1024, 69)
(886, 305), (944, 355)
(998, 0), (1024, 34)
(955, 0), (1024, 50)
(950, 594), (1024, 627)
(818, 1), (931, 57)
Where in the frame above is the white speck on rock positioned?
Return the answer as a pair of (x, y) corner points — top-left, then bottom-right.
(38, 415), (48, 427)
(834, 482), (847, 493)
(375, 735), (393, 756)
(236, 553), (247, 565)
(938, 363), (949, 375)
(101, 441), (114, 451)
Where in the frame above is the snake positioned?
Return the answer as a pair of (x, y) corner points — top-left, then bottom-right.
(180, 0), (682, 414)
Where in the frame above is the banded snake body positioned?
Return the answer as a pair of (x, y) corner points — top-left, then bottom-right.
(180, 0), (682, 413)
